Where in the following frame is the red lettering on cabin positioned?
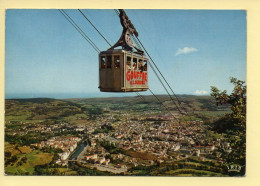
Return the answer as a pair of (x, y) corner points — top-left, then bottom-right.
(129, 80), (146, 85)
(126, 70), (147, 84)
(126, 71), (131, 81)
(126, 71), (147, 84)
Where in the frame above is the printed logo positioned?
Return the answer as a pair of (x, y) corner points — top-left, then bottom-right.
(227, 164), (242, 172)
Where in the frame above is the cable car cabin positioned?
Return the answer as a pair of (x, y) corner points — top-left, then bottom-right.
(99, 49), (148, 92)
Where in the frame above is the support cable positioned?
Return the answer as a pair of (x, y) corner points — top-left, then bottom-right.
(136, 37), (185, 111)
(114, 9), (120, 16)
(136, 36), (193, 121)
(146, 51), (187, 116)
(58, 9), (100, 53)
(132, 36), (142, 50)
(136, 92), (145, 101)
(113, 9), (189, 122)
(149, 89), (181, 125)
(78, 9), (112, 47)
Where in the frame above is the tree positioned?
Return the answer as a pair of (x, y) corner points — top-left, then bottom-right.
(211, 77), (246, 132)
(210, 77), (246, 176)
(5, 151), (11, 158)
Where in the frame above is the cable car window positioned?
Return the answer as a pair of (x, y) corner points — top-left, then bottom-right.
(114, 55), (120, 68)
(127, 56), (132, 70)
(138, 59), (143, 71)
(107, 55), (112, 68)
(101, 56), (106, 69)
(133, 58), (137, 70)
(143, 60), (147, 71)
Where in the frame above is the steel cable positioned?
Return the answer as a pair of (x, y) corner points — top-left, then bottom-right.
(58, 9), (100, 53)
(78, 9), (112, 47)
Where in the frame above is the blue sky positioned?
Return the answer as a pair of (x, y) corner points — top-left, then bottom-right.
(5, 9), (246, 98)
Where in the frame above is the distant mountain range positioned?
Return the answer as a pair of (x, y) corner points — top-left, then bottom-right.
(5, 92), (209, 99)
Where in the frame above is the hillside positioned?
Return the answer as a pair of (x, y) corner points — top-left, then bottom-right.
(5, 98), (85, 124)
(5, 95), (230, 125)
(5, 95), (233, 176)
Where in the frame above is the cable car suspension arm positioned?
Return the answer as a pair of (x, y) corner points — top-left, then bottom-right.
(109, 9), (144, 54)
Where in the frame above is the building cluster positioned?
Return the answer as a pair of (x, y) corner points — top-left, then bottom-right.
(32, 136), (82, 164)
(72, 112), (231, 171)
(6, 121), (87, 136)
(6, 103), (232, 173)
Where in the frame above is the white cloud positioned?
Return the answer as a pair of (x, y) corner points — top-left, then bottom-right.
(194, 90), (208, 95)
(175, 47), (198, 56)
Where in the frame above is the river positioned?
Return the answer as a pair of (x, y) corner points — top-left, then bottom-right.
(69, 142), (87, 160)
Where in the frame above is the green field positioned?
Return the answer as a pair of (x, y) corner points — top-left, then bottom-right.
(164, 169), (223, 176)
(5, 143), (53, 175)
